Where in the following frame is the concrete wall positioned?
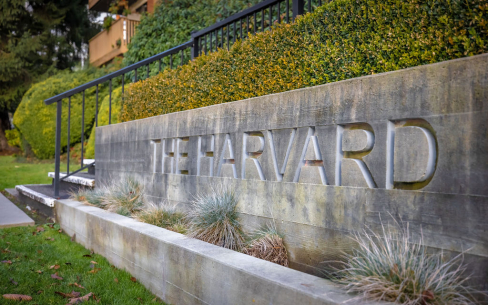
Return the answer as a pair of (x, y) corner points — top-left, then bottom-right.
(96, 54), (488, 286)
(55, 199), (386, 305)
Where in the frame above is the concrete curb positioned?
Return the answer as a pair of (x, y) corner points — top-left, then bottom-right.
(54, 199), (389, 305)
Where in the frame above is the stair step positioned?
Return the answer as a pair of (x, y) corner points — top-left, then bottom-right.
(48, 172), (95, 187)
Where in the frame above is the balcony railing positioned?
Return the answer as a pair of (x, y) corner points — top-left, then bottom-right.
(89, 16), (140, 67)
(45, 0), (322, 197)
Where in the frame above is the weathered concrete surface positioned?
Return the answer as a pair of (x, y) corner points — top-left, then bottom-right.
(0, 192), (34, 228)
(55, 199), (388, 305)
(96, 54), (488, 288)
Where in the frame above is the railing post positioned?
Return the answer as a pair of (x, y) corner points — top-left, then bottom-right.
(292, 0), (304, 20)
(54, 100), (62, 198)
(191, 32), (199, 60)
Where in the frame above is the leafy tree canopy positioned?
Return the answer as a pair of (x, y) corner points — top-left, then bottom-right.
(0, 0), (101, 113)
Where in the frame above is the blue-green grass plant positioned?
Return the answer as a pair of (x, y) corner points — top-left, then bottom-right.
(72, 176), (144, 217)
(186, 186), (245, 251)
(334, 221), (483, 304)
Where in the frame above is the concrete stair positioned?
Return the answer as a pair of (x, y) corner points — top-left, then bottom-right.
(12, 170), (95, 218)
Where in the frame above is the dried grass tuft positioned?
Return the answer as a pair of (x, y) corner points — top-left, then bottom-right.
(186, 186), (245, 251)
(243, 224), (288, 267)
(334, 220), (484, 305)
(135, 202), (187, 234)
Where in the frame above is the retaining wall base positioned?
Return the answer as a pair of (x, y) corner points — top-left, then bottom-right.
(54, 199), (388, 305)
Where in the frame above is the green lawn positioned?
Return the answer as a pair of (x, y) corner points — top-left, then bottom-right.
(0, 224), (166, 304)
(0, 156), (70, 190)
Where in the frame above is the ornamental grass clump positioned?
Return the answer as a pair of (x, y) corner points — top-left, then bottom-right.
(243, 223), (289, 267)
(72, 187), (107, 208)
(103, 177), (145, 216)
(135, 202), (187, 234)
(335, 222), (482, 305)
(186, 187), (245, 251)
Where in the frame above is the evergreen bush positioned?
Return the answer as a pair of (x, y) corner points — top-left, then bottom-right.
(120, 0), (488, 122)
(13, 63), (121, 159)
(85, 86), (122, 159)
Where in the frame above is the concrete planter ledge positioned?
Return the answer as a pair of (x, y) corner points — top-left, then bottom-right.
(55, 199), (388, 305)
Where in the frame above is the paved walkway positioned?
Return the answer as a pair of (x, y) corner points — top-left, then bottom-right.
(0, 192), (34, 228)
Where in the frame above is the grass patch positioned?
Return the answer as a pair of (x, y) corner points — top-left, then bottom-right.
(334, 222), (483, 304)
(0, 156), (66, 190)
(0, 224), (166, 304)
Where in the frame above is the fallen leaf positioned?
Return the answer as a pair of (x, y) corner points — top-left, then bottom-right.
(55, 291), (81, 298)
(88, 268), (101, 274)
(37, 290), (43, 294)
(90, 251), (94, 255)
(68, 292), (93, 304)
(114, 278), (118, 283)
(51, 273), (63, 280)
(65, 262), (72, 265)
(36, 270), (43, 274)
(2, 294), (32, 301)
(9, 278), (18, 285)
(37, 250), (42, 254)
(137, 297), (143, 303)
(32, 232), (36, 236)
(48, 224), (54, 228)
(71, 234), (76, 242)
(51, 238), (55, 241)
(72, 283), (85, 289)
(2, 248), (10, 253)
(1, 260), (12, 264)
(152, 297), (157, 302)
(82, 254), (91, 258)
(36, 226), (45, 232)
(90, 261), (97, 265)
(58, 229), (63, 233)
(130, 277), (136, 282)
(50, 265), (60, 270)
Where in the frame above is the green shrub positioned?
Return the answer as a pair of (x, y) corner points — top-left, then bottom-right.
(120, 0), (488, 122)
(5, 129), (22, 151)
(123, 0), (261, 73)
(334, 222), (482, 304)
(13, 63), (122, 159)
(85, 86), (122, 159)
(186, 186), (245, 251)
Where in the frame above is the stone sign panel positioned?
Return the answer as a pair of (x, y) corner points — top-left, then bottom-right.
(96, 54), (488, 283)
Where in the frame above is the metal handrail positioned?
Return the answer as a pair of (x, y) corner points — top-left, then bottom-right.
(46, 0), (320, 198)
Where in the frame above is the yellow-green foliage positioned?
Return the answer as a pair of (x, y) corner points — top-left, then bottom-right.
(5, 129), (22, 150)
(121, 0), (488, 122)
(13, 64), (120, 159)
(85, 86), (122, 159)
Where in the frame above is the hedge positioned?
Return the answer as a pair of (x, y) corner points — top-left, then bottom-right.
(120, 0), (488, 122)
(85, 86), (122, 159)
(123, 0), (261, 70)
(13, 63), (121, 159)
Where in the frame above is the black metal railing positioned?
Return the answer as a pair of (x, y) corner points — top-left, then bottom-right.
(45, 0), (323, 197)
